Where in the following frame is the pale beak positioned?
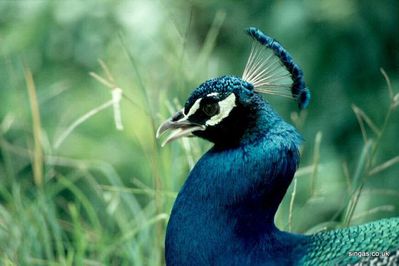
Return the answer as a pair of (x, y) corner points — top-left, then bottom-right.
(156, 109), (206, 147)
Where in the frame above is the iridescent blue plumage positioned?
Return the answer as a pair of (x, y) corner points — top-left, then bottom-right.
(157, 27), (399, 265)
(165, 79), (307, 265)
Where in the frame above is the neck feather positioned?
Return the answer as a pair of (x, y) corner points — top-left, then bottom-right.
(177, 100), (302, 229)
(166, 100), (305, 265)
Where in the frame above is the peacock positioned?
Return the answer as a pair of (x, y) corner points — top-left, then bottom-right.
(156, 27), (399, 265)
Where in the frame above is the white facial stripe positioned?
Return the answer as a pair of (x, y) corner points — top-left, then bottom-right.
(206, 93), (236, 126)
(207, 92), (219, 97)
(185, 98), (202, 117)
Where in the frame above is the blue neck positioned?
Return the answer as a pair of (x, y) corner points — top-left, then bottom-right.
(166, 100), (309, 265)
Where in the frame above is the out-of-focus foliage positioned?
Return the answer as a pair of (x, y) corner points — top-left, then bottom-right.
(0, 0), (398, 264)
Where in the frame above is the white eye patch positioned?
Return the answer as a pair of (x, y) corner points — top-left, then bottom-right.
(184, 93), (237, 126)
(206, 93), (236, 126)
(185, 98), (202, 117)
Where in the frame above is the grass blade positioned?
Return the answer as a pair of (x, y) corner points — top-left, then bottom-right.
(288, 177), (297, 232)
(380, 68), (393, 99)
(351, 205), (395, 221)
(54, 100), (114, 149)
(368, 156), (399, 176)
(343, 184), (364, 226)
(310, 131), (322, 196)
(24, 67), (43, 186)
(192, 10), (226, 78)
(352, 140), (372, 187)
(352, 104), (380, 143)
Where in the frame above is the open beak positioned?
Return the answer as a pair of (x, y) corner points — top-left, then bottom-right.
(156, 109), (206, 147)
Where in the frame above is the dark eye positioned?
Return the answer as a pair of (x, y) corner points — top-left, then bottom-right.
(202, 103), (219, 116)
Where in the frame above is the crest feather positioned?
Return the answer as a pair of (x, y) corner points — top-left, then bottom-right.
(242, 27), (310, 109)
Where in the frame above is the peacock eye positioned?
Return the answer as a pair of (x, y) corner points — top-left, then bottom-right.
(202, 102), (219, 116)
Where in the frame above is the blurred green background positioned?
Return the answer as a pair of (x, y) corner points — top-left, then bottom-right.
(1, 0), (398, 265)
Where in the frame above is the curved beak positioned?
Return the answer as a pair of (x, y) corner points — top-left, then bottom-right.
(156, 109), (206, 147)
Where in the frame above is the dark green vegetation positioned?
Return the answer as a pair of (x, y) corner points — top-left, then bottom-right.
(0, 1), (398, 265)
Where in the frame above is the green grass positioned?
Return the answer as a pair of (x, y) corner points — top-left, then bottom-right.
(1, 57), (398, 266)
(275, 73), (399, 233)
(0, 10), (218, 264)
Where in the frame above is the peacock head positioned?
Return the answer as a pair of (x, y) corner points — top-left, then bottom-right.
(156, 76), (259, 147)
(156, 27), (311, 147)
